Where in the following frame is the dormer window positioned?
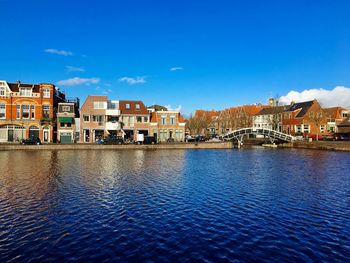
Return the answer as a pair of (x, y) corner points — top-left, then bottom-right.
(0, 87), (5, 96)
(19, 88), (32, 97)
(135, 103), (140, 110)
(126, 103), (130, 110)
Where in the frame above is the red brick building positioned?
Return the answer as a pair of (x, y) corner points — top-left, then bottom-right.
(0, 80), (65, 143)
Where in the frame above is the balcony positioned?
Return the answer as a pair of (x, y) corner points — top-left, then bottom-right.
(106, 109), (120, 116)
(106, 122), (120, 130)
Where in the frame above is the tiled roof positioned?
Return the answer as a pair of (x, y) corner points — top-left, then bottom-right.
(119, 100), (148, 115)
(324, 107), (348, 119)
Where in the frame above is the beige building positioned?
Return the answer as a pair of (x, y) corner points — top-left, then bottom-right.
(80, 96), (108, 143)
(149, 110), (186, 142)
(57, 98), (80, 143)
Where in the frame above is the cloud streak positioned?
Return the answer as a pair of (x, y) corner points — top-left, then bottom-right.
(57, 77), (100, 86)
(119, 76), (146, 85)
(44, 48), (73, 56)
(279, 86), (350, 108)
(170, 67), (183, 71)
(65, 66), (85, 72)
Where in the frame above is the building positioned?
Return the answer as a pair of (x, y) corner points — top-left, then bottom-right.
(0, 80), (65, 143)
(119, 100), (149, 141)
(337, 117), (350, 136)
(282, 99), (327, 137)
(149, 108), (186, 142)
(253, 106), (285, 131)
(57, 98), (80, 143)
(324, 107), (349, 133)
(80, 95), (108, 143)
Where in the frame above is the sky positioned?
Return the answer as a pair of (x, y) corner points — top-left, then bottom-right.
(1, 0), (350, 115)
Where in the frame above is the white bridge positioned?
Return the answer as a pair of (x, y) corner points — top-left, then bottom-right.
(222, 128), (295, 144)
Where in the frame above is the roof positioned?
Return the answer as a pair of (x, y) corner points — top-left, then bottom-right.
(285, 100), (314, 118)
(119, 100), (148, 115)
(80, 95), (108, 111)
(150, 111), (186, 123)
(147, 104), (168, 111)
(7, 82), (41, 93)
(255, 106), (286, 116)
(324, 107), (348, 119)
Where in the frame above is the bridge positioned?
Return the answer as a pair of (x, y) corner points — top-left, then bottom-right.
(221, 128), (295, 146)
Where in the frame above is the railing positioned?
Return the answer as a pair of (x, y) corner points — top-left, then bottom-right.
(222, 128), (295, 142)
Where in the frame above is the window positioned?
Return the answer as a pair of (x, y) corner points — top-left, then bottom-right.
(130, 116), (134, 126)
(83, 115), (90, 122)
(170, 115), (176, 125)
(320, 125), (325, 133)
(92, 115), (104, 123)
(161, 116), (166, 125)
(43, 88), (50, 98)
(93, 101), (106, 109)
(309, 112), (314, 118)
(42, 105), (50, 118)
(144, 117), (148, 123)
(0, 87), (5, 96)
(342, 112), (348, 118)
(22, 104), (30, 119)
(107, 102), (117, 109)
(0, 104), (5, 119)
(16, 105), (20, 119)
(303, 124), (309, 133)
(62, 106), (70, 112)
(135, 103), (140, 110)
(31, 105), (35, 119)
(296, 125), (302, 133)
(19, 88), (32, 97)
(126, 103), (130, 110)
(137, 116), (142, 123)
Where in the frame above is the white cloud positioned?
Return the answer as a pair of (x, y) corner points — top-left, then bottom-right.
(170, 67), (183, 71)
(165, 105), (182, 112)
(44, 48), (73, 56)
(57, 77), (100, 86)
(279, 86), (350, 108)
(119, 76), (146, 85)
(65, 66), (85, 72)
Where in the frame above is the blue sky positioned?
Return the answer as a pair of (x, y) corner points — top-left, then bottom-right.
(1, 0), (350, 114)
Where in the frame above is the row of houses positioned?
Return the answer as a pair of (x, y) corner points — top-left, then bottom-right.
(191, 98), (349, 138)
(78, 96), (186, 143)
(0, 80), (186, 143)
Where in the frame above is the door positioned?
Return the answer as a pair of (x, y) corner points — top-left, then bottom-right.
(29, 126), (39, 139)
(43, 128), (50, 143)
(8, 129), (13, 142)
(60, 134), (72, 144)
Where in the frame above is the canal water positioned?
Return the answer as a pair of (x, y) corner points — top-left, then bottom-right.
(0, 149), (349, 262)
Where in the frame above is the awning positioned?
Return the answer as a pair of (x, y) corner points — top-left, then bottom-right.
(59, 117), (73, 124)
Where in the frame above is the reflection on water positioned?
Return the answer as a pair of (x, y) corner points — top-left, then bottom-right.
(0, 149), (349, 262)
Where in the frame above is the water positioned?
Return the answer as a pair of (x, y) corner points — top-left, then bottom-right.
(0, 148), (349, 262)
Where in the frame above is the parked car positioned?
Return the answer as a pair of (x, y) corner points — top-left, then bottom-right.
(103, 135), (124, 145)
(307, 134), (324, 141)
(21, 137), (41, 145)
(323, 134), (335, 141)
(185, 135), (195, 142)
(144, 136), (157, 145)
(334, 134), (349, 141)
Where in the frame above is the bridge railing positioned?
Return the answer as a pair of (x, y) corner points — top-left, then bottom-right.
(222, 128), (294, 142)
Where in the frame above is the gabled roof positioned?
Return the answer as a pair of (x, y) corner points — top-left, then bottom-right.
(285, 100), (314, 118)
(119, 100), (148, 115)
(255, 106), (286, 116)
(150, 111), (186, 123)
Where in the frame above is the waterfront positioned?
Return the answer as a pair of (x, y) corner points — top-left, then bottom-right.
(0, 149), (349, 262)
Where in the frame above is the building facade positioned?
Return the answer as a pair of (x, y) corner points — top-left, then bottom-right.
(282, 100), (327, 137)
(0, 80), (65, 143)
(324, 107), (349, 133)
(119, 100), (149, 141)
(57, 98), (80, 143)
(149, 110), (186, 142)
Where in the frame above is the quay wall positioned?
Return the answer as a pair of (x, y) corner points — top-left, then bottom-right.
(280, 141), (350, 152)
(0, 142), (234, 151)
